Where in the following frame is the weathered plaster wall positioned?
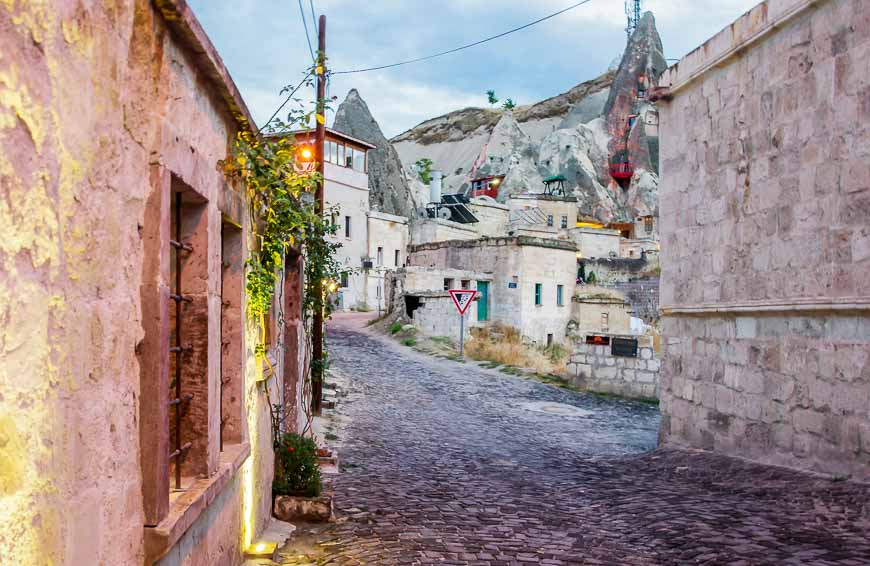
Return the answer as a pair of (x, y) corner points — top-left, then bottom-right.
(0, 1), (279, 564)
(571, 287), (633, 335)
(468, 197), (509, 237)
(573, 227), (620, 258)
(409, 218), (478, 245)
(657, 0), (870, 479)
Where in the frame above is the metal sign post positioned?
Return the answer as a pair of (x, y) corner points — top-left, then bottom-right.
(449, 289), (477, 359)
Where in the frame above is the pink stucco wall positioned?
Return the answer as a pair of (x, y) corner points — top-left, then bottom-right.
(0, 1), (298, 564)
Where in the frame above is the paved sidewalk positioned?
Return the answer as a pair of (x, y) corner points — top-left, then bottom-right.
(279, 318), (870, 565)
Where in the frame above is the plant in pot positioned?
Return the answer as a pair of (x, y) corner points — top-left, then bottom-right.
(273, 433), (322, 498)
(272, 433), (333, 521)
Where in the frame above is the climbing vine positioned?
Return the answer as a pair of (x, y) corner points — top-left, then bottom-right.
(221, 78), (341, 395)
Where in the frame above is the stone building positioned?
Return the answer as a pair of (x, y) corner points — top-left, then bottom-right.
(401, 237), (577, 345)
(0, 2), (305, 564)
(656, 0), (870, 480)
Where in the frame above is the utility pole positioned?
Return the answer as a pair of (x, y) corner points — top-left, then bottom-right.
(312, 15), (326, 415)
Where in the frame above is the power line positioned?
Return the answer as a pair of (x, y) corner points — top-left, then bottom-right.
(332, 0), (597, 75)
(258, 71), (313, 133)
(308, 0), (318, 38)
(298, 0), (315, 61)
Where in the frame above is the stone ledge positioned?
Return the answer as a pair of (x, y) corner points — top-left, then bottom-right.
(144, 442), (251, 564)
(662, 296), (870, 314)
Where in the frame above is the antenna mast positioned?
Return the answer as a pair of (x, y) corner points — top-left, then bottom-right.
(626, 0), (642, 41)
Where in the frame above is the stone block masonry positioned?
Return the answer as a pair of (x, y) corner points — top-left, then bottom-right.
(568, 341), (660, 400)
(657, 0), (870, 480)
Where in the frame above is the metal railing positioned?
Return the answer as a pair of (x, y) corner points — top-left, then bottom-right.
(169, 192), (193, 489)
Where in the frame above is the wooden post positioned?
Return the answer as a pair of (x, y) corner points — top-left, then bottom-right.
(312, 15), (326, 415)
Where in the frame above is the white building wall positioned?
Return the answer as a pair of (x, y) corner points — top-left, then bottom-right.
(364, 211), (409, 313)
(325, 162), (370, 310)
(405, 237), (576, 345)
(517, 244), (577, 344)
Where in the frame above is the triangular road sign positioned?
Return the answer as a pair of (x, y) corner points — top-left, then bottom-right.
(449, 289), (477, 315)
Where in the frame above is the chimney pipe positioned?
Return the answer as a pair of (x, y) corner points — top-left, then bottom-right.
(430, 170), (443, 204)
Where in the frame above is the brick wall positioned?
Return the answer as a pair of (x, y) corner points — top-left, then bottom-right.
(657, 0), (870, 479)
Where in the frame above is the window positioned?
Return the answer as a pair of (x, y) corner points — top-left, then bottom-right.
(534, 283), (542, 306)
(327, 141), (338, 164)
(336, 143), (345, 167)
(443, 278), (454, 291)
(546, 215), (554, 227)
(557, 284), (564, 306)
(344, 215), (351, 238)
(345, 146), (355, 168)
(376, 246), (383, 266)
(560, 215), (568, 229)
(547, 334), (554, 347)
(461, 279), (470, 289)
(394, 249), (400, 267)
(353, 147), (366, 171)
(601, 312), (609, 331)
(340, 271), (349, 288)
(644, 216), (654, 234)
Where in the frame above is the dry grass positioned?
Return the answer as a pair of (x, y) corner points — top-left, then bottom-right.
(465, 324), (569, 375)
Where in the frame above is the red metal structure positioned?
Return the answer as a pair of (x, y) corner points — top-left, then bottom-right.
(470, 175), (504, 198)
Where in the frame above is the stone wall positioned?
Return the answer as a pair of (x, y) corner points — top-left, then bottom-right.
(568, 339), (660, 399)
(408, 293), (470, 339)
(657, 0), (870, 479)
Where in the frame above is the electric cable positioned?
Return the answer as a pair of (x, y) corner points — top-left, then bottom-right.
(258, 71), (314, 133)
(309, 0), (318, 38)
(332, 0), (597, 75)
(298, 0), (315, 61)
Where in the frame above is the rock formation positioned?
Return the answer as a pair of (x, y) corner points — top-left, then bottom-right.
(332, 89), (423, 218)
(341, 12), (667, 226)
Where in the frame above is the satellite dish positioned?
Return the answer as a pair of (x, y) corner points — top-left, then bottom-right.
(438, 208), (452, 220)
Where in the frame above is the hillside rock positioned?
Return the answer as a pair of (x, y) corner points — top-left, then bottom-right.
(392, 71), (614, 194)
(333, 89), (423, 218)
(465, 112), (541, 199)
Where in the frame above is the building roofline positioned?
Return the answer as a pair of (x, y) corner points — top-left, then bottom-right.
(153, 0), (256, 133)
(274, 128), (377, 150)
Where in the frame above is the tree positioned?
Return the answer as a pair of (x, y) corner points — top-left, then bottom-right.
(486, 90), (499, 106)
(502, 98), (516, 110)
(415, 158), (434, 185)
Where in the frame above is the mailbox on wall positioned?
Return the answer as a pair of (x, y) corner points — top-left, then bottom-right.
(611, 337), (639, 358)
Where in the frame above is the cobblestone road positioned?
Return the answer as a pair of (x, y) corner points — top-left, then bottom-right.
(280, 319), (870, 565)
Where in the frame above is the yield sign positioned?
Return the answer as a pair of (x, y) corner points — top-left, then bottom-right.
(449, 289), (477, 315)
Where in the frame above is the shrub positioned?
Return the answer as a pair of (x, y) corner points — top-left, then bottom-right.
(402, 338), (417, 347)
(273, 433), (322, 497)
(389, 321), (403, 334)
(465, 324), (568, 375)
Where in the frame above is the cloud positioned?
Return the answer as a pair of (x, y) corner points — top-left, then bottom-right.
(190, 0), (762, 137)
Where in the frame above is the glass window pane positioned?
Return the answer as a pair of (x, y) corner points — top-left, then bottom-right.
(337, 144), (345, 167)
(354, 149), (365, 171)
(346, 147), (354, 168)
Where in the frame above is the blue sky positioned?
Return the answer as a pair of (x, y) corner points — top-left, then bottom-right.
(189, 0), (760, 138)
